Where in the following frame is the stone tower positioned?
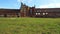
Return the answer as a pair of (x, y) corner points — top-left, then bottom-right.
(20, 2), (30, 17)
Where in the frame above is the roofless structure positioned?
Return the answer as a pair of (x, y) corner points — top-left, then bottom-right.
(0, 2), (60, 18)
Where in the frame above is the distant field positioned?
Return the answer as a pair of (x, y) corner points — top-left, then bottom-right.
(0, 17), (60, 34)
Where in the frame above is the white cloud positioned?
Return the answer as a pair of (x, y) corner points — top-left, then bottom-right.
(17, 0), (32, 3)
(36, 3), (60, 8)
(27, 0), (32, 3)
(17, 0), (60, 8)
(36, 0), (60, 8)
(17, 0), (24, 2)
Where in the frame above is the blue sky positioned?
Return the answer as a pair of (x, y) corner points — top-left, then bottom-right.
(0, 0), (60, 9)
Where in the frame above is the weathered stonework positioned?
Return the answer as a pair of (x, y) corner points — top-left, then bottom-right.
(0, 2), (60, 18)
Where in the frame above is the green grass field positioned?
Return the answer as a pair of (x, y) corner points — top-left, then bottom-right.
(0, 17), (60, 34)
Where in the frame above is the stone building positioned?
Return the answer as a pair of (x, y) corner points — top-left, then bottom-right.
(0, 2), (60, 18)
(0, 9), (20, 17)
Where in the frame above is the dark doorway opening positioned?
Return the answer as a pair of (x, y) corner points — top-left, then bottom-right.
(4, 14), (7, 17)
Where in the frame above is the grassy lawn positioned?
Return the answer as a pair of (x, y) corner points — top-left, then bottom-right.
(0, 17), (60, 34)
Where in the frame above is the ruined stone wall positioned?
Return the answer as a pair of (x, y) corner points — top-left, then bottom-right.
(0, 9), (20, 17)
(34, 8), (60, 18)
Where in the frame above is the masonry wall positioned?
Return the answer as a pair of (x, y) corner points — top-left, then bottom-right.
(34, 8), (60, 18)
(0, 9), (20, 17)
